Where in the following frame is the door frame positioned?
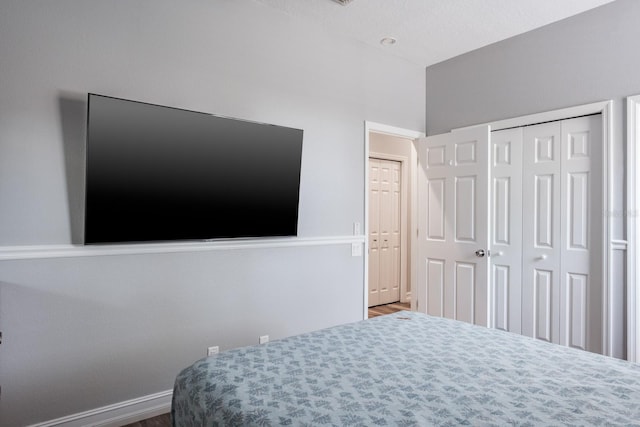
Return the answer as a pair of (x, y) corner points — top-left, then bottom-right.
(627, 94), (640, 363)
(369, 153), (409, 306)
(454, 100), (614, 356)
(364, 122), (424, 319)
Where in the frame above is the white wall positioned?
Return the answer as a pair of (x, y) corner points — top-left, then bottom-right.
(425, 0), (639, 359)
(0, 0), (425, 424)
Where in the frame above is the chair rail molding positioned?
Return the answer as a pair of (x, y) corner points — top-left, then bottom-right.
(0, 235), (366, 261)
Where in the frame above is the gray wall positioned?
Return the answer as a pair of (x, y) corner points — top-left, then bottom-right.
(426, 0), (640, 136)
(0, 0), (425, 424)
(425, 0), (638, 358)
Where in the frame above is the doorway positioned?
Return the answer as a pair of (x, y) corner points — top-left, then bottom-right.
(364, 122), (424, 318)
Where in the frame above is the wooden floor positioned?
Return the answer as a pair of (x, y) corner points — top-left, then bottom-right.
(122, 413), (171, 427)
(367, 301), (411, 318)
(123, 302), (411, 427)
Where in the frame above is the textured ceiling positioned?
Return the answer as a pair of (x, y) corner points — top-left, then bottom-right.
(252, 0), (615, 67)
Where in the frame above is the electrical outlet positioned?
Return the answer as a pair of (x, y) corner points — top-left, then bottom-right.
(259, 335), (269, 344)
(207, 346), (219, 356)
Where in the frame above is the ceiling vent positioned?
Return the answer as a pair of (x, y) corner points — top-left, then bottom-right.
(332, 0), (354, 5)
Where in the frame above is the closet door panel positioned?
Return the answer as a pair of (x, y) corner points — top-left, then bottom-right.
(378, 160), (393, 304)
(490, 128), (523, 333)
(368, 159), (381, 307)
(560, 115), (603, 354)
(522, 122), (562, 343)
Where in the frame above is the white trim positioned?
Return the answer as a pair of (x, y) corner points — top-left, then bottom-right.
(370, 151), (410, 304)
(627, 94), (640, 363)
(454, 100), (614, 357)
(602, 101), (614, 358)
(364, 121), (425, 319)
(27, 390), (172, 427)
(365, 121), (424, 139)
(612, 239), (628, 251)
(0, 235), (365, 261)
(409, 140), (418, 312)
(454, 100), (611, 132)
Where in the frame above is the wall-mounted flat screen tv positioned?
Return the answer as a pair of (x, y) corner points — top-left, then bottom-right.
(85, 94), (303, 245)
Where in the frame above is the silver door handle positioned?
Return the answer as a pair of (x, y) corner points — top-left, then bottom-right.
(475, 249), (486, 257)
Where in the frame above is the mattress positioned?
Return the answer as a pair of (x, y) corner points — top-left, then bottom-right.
(172, 311), (640, 426)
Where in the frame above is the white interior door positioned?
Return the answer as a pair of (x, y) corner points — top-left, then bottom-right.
(490, 127), (523, 333)
(368, 158), (402, 307)
(417, 126), (490, 326)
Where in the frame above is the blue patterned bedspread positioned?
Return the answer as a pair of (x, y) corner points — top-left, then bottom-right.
(172, 312), (640, 426)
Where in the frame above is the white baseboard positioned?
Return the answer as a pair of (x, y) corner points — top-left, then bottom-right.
(27, 390), (173, 427)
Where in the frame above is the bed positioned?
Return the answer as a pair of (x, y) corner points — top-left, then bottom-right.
(172, 311), (640, 426)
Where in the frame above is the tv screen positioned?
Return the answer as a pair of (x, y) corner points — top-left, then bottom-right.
(85, 94), (303, 244)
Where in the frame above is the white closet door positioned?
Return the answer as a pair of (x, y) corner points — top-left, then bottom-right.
(490, 128), (523, 333)
(378, 159), (402, 305)
(368, 158), (402, 307)
(560, 115), (602, 353)
(520, 116), (602, 353)
(369, 159), (381, 307)
(522, 121), (563, 344)
(417, 126), (490, 326)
